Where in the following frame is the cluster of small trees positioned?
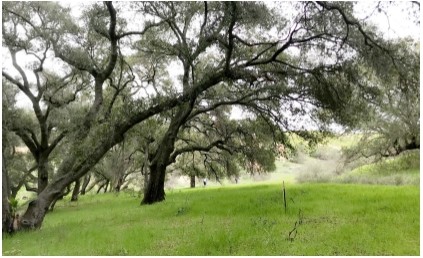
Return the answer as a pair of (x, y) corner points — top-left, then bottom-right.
(2, 1), (418, 232)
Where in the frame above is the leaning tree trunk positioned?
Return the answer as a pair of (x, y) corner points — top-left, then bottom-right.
(19, 131), (125, 229)
(96, 181), (107, 194)
(2, 154), (13, 233)
(21, 190), (60, 229)
(142, 101), (194, 204)
(104, 180), (110, 193)
(80, 174), (91, 195)
(70, 179), (81, 202)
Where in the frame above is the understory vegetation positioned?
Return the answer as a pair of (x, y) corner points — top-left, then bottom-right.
(2, 182), (419, 256)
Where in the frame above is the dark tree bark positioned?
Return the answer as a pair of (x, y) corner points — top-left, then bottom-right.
(190, 175), (195, 188)
(114, 177), (124, 192)
(142, 101), (194, 204)
(96, 181), (107, 194)
(70, 179), (81, 202)
(2, 154), (13, 233)
(85, 177), (104, 194)
(104, 180), (110, 193)
(142, 161), (167, 204)
(80, 174), (91, 195)
(37, 153), (49, 194)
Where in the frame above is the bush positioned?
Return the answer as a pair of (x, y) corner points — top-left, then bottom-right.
(310, 145), (341, 161)
(295, 158), (341, 183)
(290, 151), (309, 164)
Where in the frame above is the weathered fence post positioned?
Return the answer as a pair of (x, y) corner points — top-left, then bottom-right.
(283, 181), (287, 213)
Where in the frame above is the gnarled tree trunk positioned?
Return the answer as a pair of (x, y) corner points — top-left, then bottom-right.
(37, 153), (49, 194)
(142, 101), (194, 204)
(2, 154), (12, 233)
(19, 132), (124, 229)
(21, 188), (61, 229)
(142, 161), (167, 204)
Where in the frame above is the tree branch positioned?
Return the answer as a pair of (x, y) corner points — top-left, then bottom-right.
(168, 139), (225, 165)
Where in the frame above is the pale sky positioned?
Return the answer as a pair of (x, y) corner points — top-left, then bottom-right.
(354, 1), (420, 39)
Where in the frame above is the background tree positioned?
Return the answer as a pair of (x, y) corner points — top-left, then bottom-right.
(2, 1), (92, 198)
(343, 38), (419, 162)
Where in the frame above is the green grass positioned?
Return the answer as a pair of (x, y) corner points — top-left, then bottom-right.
(3, 183), (419, 255)
(327, 134), (362, 148)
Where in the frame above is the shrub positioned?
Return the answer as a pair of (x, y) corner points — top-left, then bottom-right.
(310, 145), (341, 161)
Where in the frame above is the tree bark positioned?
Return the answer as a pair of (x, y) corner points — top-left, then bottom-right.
(70, 179), (81, 202)
(19, 135), (119, 229)
(80, 174), (91, 195)
(143, 168), (149, 196)
(96, 181), (106, 194)
(37, 152), (49, 194)
(114, 177), (124, 192)
(141, 144), (151, 196)
(22, 188), (60, 228)
(142, 101), (194, 204)
(142, 161), (167, 204)
(2, 154), (13, 233)
(190, 175), (196, 188)
(104, 180), (110, 193)
(85, 177), (103, 194)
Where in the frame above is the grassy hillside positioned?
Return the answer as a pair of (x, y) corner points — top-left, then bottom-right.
(3, 183), (419, 255)
(336, 150), (420, 185)
(294, 133), (420, 186)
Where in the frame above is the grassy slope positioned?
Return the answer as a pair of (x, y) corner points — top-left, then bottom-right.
(3, 183), (419, 256)
(336, 149), (420, 185)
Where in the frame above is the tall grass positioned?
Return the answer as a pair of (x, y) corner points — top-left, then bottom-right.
(2, 183), (419, 255)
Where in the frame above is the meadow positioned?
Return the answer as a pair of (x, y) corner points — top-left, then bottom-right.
(3, 136), (420, 255)
(2, 182), (419, 255)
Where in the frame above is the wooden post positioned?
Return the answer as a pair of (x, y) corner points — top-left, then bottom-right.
(283, 181), (287, 213)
